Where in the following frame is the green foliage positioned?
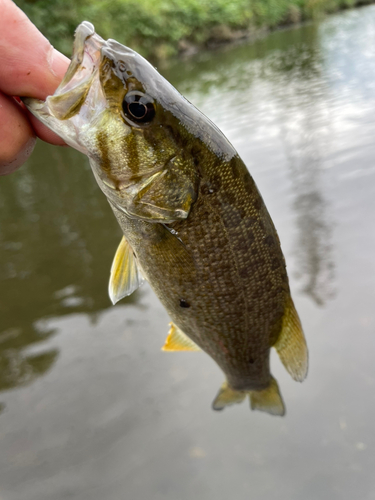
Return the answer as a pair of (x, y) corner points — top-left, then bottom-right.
(15, 0), (373, 59)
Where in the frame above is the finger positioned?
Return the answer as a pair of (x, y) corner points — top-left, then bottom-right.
(0, 0), (70, 99)
(0, 91), (36, 175)
(26, 105), (66, 146)
(12, 97), (66, 146)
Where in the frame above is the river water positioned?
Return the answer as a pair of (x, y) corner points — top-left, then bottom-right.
(1, 6), (375, 499)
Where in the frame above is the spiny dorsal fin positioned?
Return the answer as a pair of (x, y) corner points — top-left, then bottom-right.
(212, 381), (247, 411)
(249, 376), (285, 416)
(108, 236), (144, 305)
(273, 297), (308, 382)
(162, 323), (201, 352)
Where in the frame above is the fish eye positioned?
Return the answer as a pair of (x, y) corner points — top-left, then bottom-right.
(122, 91), (155, 125)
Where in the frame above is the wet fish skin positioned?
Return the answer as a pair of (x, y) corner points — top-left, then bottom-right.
(23, 22), (308, 415)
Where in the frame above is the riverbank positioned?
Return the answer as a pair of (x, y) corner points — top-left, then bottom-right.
(16, 0), (375, 60)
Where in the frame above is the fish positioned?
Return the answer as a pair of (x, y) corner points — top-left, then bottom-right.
(23, 21), (308, 416)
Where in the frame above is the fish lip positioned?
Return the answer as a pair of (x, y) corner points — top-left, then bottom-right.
(76, 21), (95, 40)
(53, 22), (105, 97)
(22, 22), (104, 117)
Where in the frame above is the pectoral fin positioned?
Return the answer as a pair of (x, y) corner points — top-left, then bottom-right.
(162, 323), (201, 351)
(108, 236), (144, 305)
(127, 158), (198, 223)
(273, 297), (308, 382)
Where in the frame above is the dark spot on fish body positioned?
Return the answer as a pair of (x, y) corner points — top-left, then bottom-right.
(264, 280), (274, 292)
(236, 233), (255, 250)
(179, 298), (190, 308)
(239, 266), (252, 280)
(211, 173), (222, 191)
(230, 158), (241, 179)
(264, 235), (275, 247)
(272, 285), (286, 299)
(243, 171), (256, 191)
(239, 253), (266, 278)
(281, 273), (289, 284)
(196, 205), (212, 222)
(249, 357), (255, 364)
(242, 216), (258, 230)
(253, 196), (263, 211)
(225, 191), (236, 205)
(250, 256), (267, 272)
(271, 258), (281, 270)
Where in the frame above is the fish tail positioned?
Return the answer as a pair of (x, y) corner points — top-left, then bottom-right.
(212, 376), (285, 416)
(249, 376), (285, 416)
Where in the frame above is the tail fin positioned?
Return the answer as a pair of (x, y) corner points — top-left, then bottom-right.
(212, 376), (285, 416)
(212, 381), (247, 410)
(249, 376), (285, 416)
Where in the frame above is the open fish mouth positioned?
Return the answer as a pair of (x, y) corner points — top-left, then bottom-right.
(43, 21), (104, 121)
(22, 22), (107, 153)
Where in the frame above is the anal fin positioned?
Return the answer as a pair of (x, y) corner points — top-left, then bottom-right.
(108, 236), (144, 305)
(162, 323), (201, 352)
(273, 297), (308, 382)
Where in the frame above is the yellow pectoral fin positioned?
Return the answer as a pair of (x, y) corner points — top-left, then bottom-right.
(162, 323), (201, 352)
(274, 297), (308, 382)
(108, 236), (144, 305)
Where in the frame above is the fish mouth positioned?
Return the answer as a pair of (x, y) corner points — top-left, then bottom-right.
(22, 22), (107, 151)
(53, 22), (104, 99)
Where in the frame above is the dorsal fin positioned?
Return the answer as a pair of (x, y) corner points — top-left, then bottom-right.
(108, 236), (144, 305)
(273, 297), (308, 382)
(162, 323), (201, 351)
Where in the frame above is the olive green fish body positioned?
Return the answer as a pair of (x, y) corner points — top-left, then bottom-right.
(111, 151), (289, 393)
(23, 22), (308, 415)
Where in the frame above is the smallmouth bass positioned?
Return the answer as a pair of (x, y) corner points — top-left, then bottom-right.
(24, 22), (308, 416)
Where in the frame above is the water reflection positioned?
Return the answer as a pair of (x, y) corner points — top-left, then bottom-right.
(0, 144), (140, 397)
(273, 29), (335, 305)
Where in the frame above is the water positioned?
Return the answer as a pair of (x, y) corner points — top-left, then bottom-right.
(1, 6), (375, 499)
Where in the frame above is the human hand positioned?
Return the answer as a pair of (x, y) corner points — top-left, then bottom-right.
(0, 0), (70, 175)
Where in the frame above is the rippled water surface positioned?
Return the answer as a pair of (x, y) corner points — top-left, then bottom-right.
(1, 6), (375, 499)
